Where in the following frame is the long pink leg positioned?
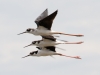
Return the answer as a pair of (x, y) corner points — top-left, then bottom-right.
(53, 32), (84, 37)
(64, 41), (83, 44)
(58, 41), (83, 44)
(58, 53), (81, 59)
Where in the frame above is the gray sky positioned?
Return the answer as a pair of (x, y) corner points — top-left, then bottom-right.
(0, 0), (100, 75)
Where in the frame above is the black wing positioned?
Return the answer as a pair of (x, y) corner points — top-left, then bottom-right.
(35, 9), (48, 24)
(36, 46), (56, 52)
(42, 36), (56, 41)
(37, 10), (58, 30)
(45, 46), (56, 52)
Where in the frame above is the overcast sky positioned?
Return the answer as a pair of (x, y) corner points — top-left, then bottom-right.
(0, 0), (100, 75)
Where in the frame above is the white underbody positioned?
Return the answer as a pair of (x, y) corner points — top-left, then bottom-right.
(32, 50), (58, 56)
(30, 29), (57, 36)
(35, 40), (62, 47)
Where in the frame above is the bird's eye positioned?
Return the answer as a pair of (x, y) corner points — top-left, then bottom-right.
(30, 52), (34, 55)
(26, 29), (31, 32)
(36, 47), (41, 50)
(32, 41), (36, 44)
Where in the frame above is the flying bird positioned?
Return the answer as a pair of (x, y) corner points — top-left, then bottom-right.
(18, 9), (83, 37)
(22, 46), (81, 59)
(24, 35), (83, 48)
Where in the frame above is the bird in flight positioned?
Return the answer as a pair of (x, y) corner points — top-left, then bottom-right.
(18, 9), (83, 60)
(24, 35), (83, 48)
(22, 46), (81, 59)
(18, 9), (84, 37)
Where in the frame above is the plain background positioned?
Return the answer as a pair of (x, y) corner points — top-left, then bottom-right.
(0, 0), (100, 75)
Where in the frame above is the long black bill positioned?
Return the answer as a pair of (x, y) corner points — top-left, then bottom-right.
(17, 32), (26, 35)
(22, 55), (30, 58)
(23, 44), (32, 48)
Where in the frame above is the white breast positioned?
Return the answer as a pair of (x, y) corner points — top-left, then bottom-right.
(38, 30), (51, 35)
(37, 41), (57, 47)
(37, 50), (57, 56)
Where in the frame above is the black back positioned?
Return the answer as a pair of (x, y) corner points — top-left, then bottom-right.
(45, 46), (56, 52)
(36, 46), (56, 52)
(42, 36), (56, 41)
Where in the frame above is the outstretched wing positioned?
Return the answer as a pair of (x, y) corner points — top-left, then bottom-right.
(37, 10), (58, 30)
(35, 9), (48, 24)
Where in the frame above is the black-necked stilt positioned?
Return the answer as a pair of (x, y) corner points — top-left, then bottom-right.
(22, 46), (81, 59)
(18, 9), (83, 37)
(24, 35), (83, 48)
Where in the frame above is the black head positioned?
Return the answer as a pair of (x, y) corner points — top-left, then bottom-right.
(22, 51), (38, 58)
(30, 52), (35, 55)
(30, 51), (38, 55)
(36, 47), (42, 50)
(32, 41), (36, 44)
(17, 28), (34, 35)
(26, 28), (35, 33)
(26, 28), (32, 32)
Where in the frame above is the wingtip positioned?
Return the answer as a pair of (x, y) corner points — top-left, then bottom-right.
(45, 8), (48, 11)
(53, 10), (58, 14)
(50, 9), (58, 15)
(55, 9), (58, 13)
